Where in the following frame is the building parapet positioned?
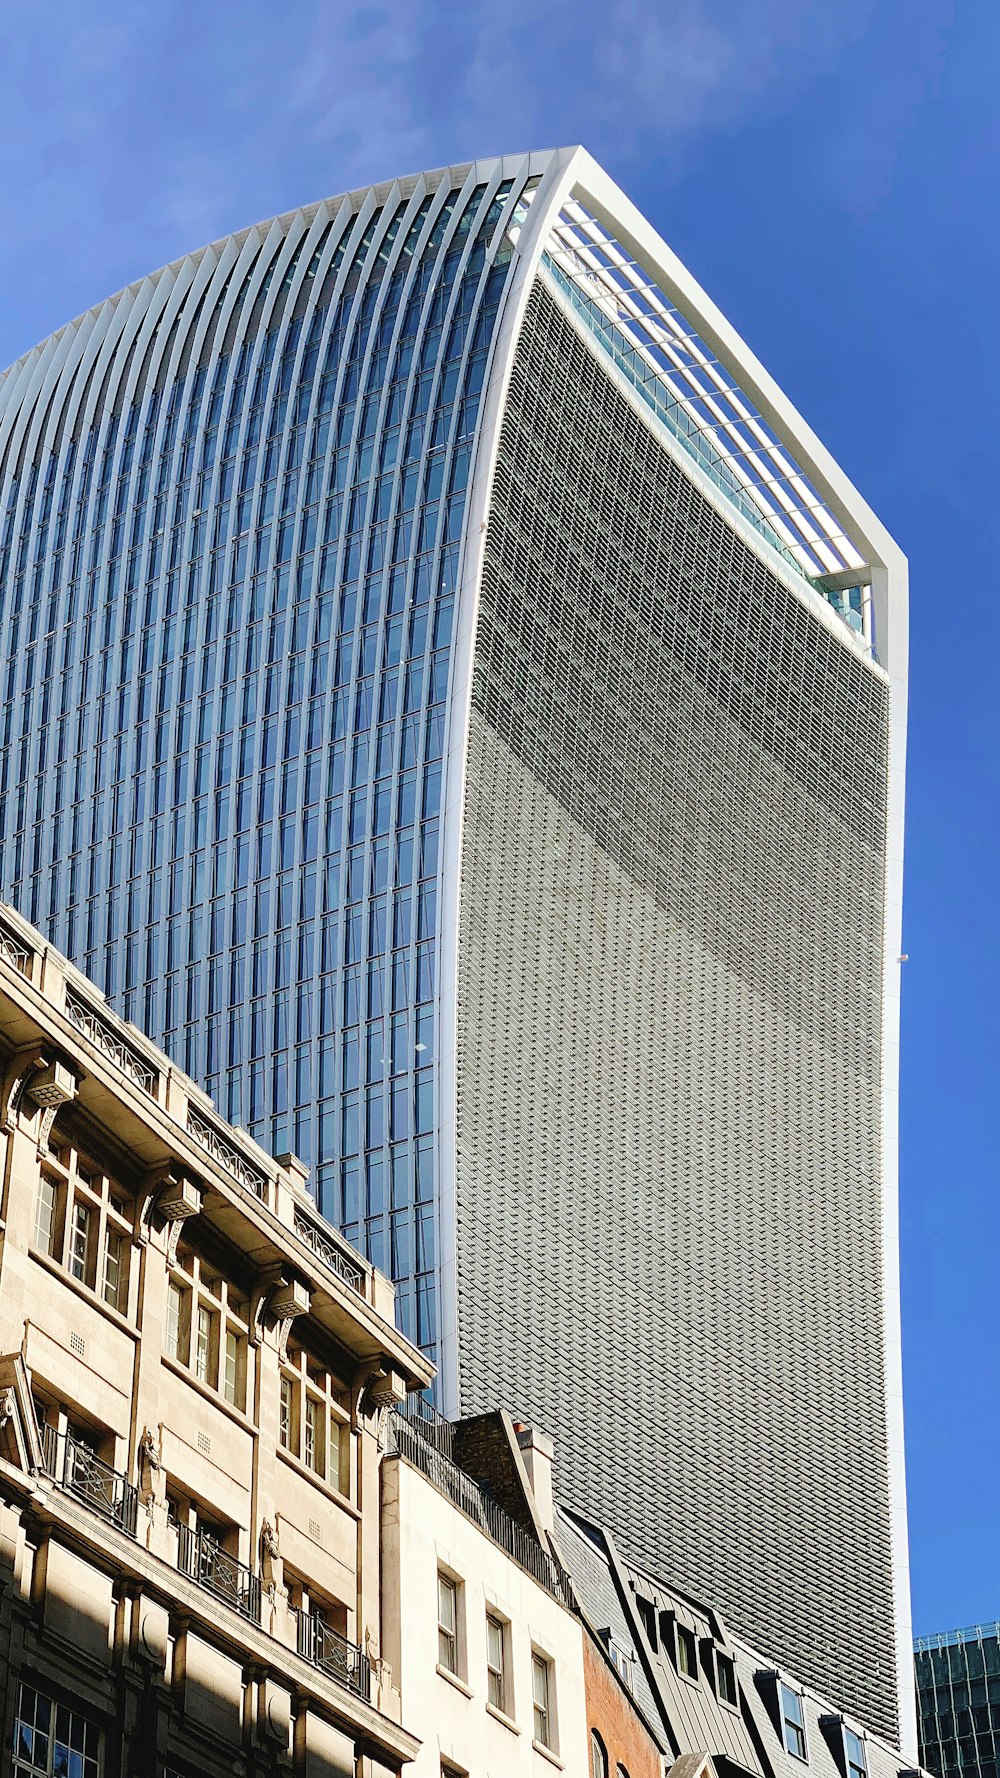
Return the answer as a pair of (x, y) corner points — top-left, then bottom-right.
(388, 1399), (574, 1608)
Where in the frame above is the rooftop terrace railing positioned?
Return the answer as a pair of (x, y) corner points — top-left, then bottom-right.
(0, 910), (31, 976)
(293, 1205), (367, 1294)
(390, 1401), (574, 1608)
(64, 986), (160, 1096)
(187, 1105), (269, 1200)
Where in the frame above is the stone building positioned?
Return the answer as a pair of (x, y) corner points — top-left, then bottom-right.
(0, 898), (432, 1777)
(382, 1402), (667, 1778)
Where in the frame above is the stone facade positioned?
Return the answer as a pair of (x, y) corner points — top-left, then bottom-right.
(0, 900), (431, 1778)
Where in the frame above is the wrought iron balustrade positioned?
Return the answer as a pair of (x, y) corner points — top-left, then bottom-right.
(294, 1608), (371, 1700)
(176, 1522), (262, 1624)
(39, 1424), (140, 1539)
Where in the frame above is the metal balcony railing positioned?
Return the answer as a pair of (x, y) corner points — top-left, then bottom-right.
(40, 1424), (140, 1539)
(176, 1523), (262, 1624)
(389, 1402), (575, 1608)
(294, 1608), (371, 1700)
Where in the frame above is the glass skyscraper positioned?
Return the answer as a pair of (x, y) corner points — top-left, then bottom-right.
(916, 1625), (1000, 1778)
(0, 149), (911, 1750)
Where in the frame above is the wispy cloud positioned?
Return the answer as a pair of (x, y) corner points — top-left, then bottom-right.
(0, 0), (876, 365)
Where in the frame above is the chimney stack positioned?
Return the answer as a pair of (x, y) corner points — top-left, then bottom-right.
(515, 1425), (555, 1535)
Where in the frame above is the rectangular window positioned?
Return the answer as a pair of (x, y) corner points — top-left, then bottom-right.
(13, 1680), (101, 1777)
(486, 1613), (506, 1711)
(195, 1304), (215, 1384)
(717, 1652), (738, 1707)
(304, 1396), (321, 1473)
(532, 1651), (553, 1748)
(676, 1622), (697, 1679)
(437, 1571), (458, 1673)
(102, 1228), (126, 1312)
(328, 1416), (345, 1493)
(34, 1176), (58, 1255)
(781, 1684), (807, 1761)
(165, 1281), (186, 1361)
(844, 1729), (867, 1778)
(279, 1375), (293, 1449)
(279, 1346), (348, 1492)
(223, 1328), (241, 1408)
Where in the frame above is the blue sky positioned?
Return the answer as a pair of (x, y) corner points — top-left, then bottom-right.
(0, 0), (995, 1641)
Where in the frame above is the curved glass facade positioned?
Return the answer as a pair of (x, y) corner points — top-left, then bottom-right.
(0, 163), (534, 1366)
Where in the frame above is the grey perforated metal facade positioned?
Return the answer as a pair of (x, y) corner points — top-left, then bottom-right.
(456, 272), (894, 1737)
(0, 147), (911, 1752)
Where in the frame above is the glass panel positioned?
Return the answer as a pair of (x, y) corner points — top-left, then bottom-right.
(487, 1614), (505, 1710)
(68, 1199), (93, 1282)
(0, 173), (527, 1380)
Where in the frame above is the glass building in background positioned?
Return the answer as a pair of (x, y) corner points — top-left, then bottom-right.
(0, 149), (912, 1751)
(916, 1625), (1000, 1778)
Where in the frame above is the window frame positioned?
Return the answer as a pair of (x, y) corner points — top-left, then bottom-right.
(485, 1609), (509, 1713)
(844, 1726), (868, 1778)
(675, 1621), (698, 1683)
(715, 1649), (739, 1709)
(780, 1682), (808, 1762)
(591, 1728), (610, 1778)
(437, 1569), (461, 1676)
(531, 1648), (556, 1752)
(32, 1140), (134, 1317)
(167, 1239), (250, 1411)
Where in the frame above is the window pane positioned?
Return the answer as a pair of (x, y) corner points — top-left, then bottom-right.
(195, 1304), (214, 1383)
(34, 1177), (57, 1254)
(103, 1228), (126, 1312)
(166, 1281), (186, 1361)
(223, 1328), (241, 1407)
(532, 1653), (550, 1745)
(279, 1375), (293, 1449)
(487, 1614), (505, 1710)
(437, 1572), (457, 1672)
(69, 1200), (93, 1282)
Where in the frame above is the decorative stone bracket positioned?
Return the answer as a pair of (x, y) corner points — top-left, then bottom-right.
(2, 1046), (80, 1142)
(138, 1169), (204, 1264)
(251, 1275), (310, 1363)
(356, 1364), (407, 1448)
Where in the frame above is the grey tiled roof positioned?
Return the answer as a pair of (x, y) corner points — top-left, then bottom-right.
(555, 1503), (928, 1778)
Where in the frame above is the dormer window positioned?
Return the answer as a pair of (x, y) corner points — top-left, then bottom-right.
(716, 1651), (738, 1707)
(603, 1629), (634, 1693)
(676, 1622), (698, 1681)
(844, 1728), (868, 1778)
(780, 1683), (808, 1761)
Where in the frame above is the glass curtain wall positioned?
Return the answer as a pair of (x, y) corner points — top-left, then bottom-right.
(0, 170), (528, 1364)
